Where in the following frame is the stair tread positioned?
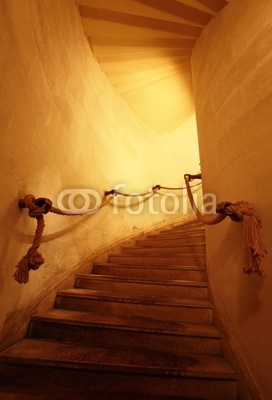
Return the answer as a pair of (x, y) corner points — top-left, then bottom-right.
(0, 338), (236, 379)
(122, 248), (205, 255)
(31, 308), (220, 337)
(110, 254), (205, 258)
(93, 262), (206, 270)
(107, 255), (206, 267)
(57, 288), (212, 308)
(77, 274), (208, 287)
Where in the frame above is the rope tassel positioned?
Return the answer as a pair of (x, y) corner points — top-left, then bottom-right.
(14, 195), (47, 284)
(242, 209), (267, 276)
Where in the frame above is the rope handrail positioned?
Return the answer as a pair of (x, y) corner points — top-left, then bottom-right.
(14, 175), (266, 283)
(104, 181), (202, 197)
(14, 182), (202, 283)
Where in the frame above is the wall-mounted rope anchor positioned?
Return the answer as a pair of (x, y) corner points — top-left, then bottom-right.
(14, 193), (116, 283)
(184, 174), (267, 276)
(14, 195), (50, 284)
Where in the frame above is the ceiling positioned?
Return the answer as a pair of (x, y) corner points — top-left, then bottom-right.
(76, 0), (230, 133)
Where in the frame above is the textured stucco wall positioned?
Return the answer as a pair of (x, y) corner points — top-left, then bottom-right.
(192, 1), (272, 398)
(0, 0), (200, 347)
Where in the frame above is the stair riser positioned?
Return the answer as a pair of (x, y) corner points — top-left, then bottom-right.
(75, 278), (208, 299)
(55, 296), (213, 324)
(28, 321), (221, 355)
(122, 245), (205, 255)
(0, 364), (237, 400)
(108, 255), (206, 267)
(93, 265), (207, 282)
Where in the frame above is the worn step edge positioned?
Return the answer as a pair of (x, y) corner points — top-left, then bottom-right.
(0, 339), (237, 380)
(75, 275), (208, 300)
(76, 274), (208, 288)
(28, 310), (220, 355)
(55, 288), (212, 309)
(92, 264), (207, 283)
(29, 309), (219, 338)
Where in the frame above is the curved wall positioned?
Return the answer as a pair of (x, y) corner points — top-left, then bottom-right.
(0, 0), (200, 348)
(192, 1), (272, 398)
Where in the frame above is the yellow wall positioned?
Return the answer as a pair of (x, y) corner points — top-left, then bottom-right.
(192, 0), (272, 398)
(0, 0), (200, 348)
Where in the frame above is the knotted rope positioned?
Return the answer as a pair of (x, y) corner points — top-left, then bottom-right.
(185, 174), (267, 276)
(15, 176), (266, 283)
(14, 195), (49, 283)
(14, 193), (115, 283)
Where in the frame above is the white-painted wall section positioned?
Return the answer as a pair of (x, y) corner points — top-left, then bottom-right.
(192, 1), (272, 398)
(0, 0), (200, 348)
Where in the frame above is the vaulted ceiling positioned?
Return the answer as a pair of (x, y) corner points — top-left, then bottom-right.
(76, 0), (230, 133)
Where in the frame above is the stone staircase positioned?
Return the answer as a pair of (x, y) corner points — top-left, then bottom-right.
(0, 218), (237, 399)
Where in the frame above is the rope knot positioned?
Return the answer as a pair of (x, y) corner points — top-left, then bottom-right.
(19, 194), (52, 218)
(28, 251), (44, 270)
(216, 201), (242, 222)
(225, 201), (258, 222)
(152, 184), (161, 190)
(13, 251), (44, 284)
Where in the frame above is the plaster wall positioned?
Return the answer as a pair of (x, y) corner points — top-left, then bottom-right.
(192, 1), (272, 398)
(0, 0), (200, 347)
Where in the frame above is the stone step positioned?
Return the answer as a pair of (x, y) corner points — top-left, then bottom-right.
(0, 339), (237, 400)
(161, 225), (205, 234)
(122, 244), (205, 255)
(27, 308), (221, 355)
(54, 288), (213, 324)
(135, 237), (205, 247)
(75, 274), (208, 299)
(92, 263), (207, 281)
(145, 231), (205, 241)
(108, 254), (206, 267)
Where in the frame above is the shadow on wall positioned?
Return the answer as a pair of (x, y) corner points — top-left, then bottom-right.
(208, 219), (265, 326)
(0, 198), (24, 291)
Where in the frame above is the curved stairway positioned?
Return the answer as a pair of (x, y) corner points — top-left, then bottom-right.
(0, 218), (237, 399)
